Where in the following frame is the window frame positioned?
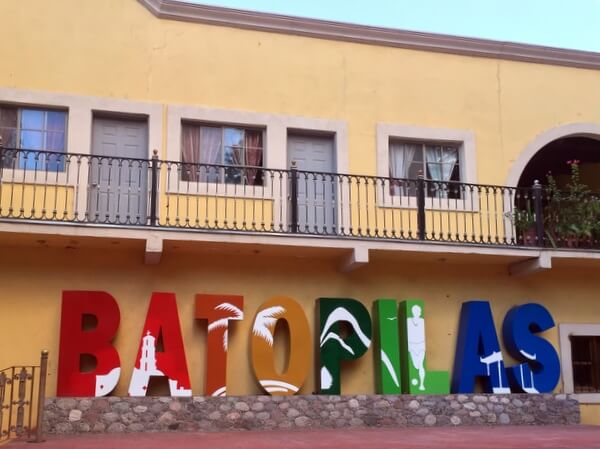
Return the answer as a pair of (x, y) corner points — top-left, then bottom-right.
(0, 105), (69, 172)
(376, 124), (477, 211)
(388, 139), (462, 199)
(558, 323), (600, 403)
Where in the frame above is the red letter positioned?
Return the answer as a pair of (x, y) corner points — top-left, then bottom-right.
(128, 292), (192, 397)
(57, 291), (121, 397)
(195, 294), (244, 396)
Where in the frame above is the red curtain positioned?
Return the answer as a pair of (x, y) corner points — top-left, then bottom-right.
(244, 130), (263, 185)
(0, 106), (18, 168)
(0, 106), (17, 147)
(181, 124), (201, 181)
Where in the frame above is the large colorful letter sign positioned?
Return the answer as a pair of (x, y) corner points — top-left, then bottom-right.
(374, 299), (402, 394)
(195, 294), (244, 397)
(317, 298), (372, 394)
(251, 296), (311, 395)
(57, 291), (121, 397)
(451, 301), (511, 394)
(502, 303), (560, 393)
(399, 300), (449, 394)
(128, 293), (192, 397)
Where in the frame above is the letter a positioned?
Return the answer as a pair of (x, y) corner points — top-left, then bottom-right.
(129, 293), (192, 397)
(451, 301), (511, 394)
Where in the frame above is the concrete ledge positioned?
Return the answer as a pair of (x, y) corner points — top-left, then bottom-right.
(508, 252), (552, 277)
(44, 394), (580, 434)
(339, 247), (369, 272)
(144, 235), (163, 265)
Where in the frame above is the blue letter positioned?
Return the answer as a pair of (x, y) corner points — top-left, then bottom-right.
(451, 301), (510, 394)
(502, 303), (560, 393)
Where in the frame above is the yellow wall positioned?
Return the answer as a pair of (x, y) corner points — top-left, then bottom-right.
(0, 241), (599, 422)
(1, 0), (600, 186)
(2, 0), (600, 426)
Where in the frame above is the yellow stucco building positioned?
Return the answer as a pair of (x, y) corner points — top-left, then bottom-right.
(2, 0), (600, 431)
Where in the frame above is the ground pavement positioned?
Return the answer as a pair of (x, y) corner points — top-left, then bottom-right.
(6, 426), (600, 449)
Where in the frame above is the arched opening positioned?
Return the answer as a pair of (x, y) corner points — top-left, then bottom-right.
(517, 137), (600, 190)
(511, 133), (600, 248)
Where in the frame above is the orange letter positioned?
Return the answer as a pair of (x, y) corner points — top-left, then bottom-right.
(251, 296), (311, 395)
(195, 294), (244, 397)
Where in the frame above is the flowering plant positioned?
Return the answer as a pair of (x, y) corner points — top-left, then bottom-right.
(544, 160), (600, 247)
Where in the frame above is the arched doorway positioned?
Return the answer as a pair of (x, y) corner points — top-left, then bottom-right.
(506, 123), (600, 187)
(507, 124), (600, 248)
(517, 136), (600, 190)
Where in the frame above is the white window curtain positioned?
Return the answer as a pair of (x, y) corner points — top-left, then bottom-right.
(426, 146), (459, 199)
(425, 146), (458, 182)
(389, 142), (419, 196)
(441, 148), (458, 181)
(389, 142), (418, 179)
(199, 126), (222, 182)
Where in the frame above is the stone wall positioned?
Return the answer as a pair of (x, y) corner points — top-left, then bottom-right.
(44, 394), (580, 434)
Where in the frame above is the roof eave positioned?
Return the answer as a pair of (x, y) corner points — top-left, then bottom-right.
(139, 0), (600, 70)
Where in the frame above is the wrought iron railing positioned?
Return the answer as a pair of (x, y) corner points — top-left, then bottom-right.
(1, 146), (599, 249)
(0, 351), (48, 443)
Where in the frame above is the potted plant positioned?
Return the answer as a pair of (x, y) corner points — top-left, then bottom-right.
(544, 161), (600, 248)
(507, 201), (537, 246)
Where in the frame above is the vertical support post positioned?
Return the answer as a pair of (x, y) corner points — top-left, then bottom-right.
(290, 160), (299, 233)
(532, 180), (545, 247)
(417, 172), (426, 240)
(149, 149), (159, 226)
(34, 350), (48, 443)
(0, 135), (4, 182)
(0, 135), (4, 174)
(0, 372), (6, 440)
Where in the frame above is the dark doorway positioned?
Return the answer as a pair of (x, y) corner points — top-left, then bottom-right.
(518, 137), (600, 190)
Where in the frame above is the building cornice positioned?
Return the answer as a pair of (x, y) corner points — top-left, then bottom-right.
(138, 0), (600, 70)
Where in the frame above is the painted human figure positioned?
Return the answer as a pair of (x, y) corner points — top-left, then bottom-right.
(407, 304), (426, 390)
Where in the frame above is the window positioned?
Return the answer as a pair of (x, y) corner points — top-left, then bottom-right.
(0, 106), (67, 170)
(571, 336), (600, 393)
(389, 141), (460, 182)
(559, 324), (600, 402)
(181, 123), (264, 185)
(0, 105), (67, 171)
(389, 140), (460, 198)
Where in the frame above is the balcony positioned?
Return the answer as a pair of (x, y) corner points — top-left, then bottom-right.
(0, 147), (598, 273)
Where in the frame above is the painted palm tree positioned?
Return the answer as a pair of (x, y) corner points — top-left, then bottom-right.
(208, 302), (243, 351)
(252, 306), (286, 347)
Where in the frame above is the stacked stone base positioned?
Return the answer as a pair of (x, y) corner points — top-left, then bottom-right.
(44, 394), (580, 434)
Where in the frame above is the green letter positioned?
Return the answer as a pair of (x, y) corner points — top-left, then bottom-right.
(374, 299), (402, 394)
(317, 298), (372, 394)
(399, 299), (449, 394)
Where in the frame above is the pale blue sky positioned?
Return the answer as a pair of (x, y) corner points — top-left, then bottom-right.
(188, 0), (600, 52)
